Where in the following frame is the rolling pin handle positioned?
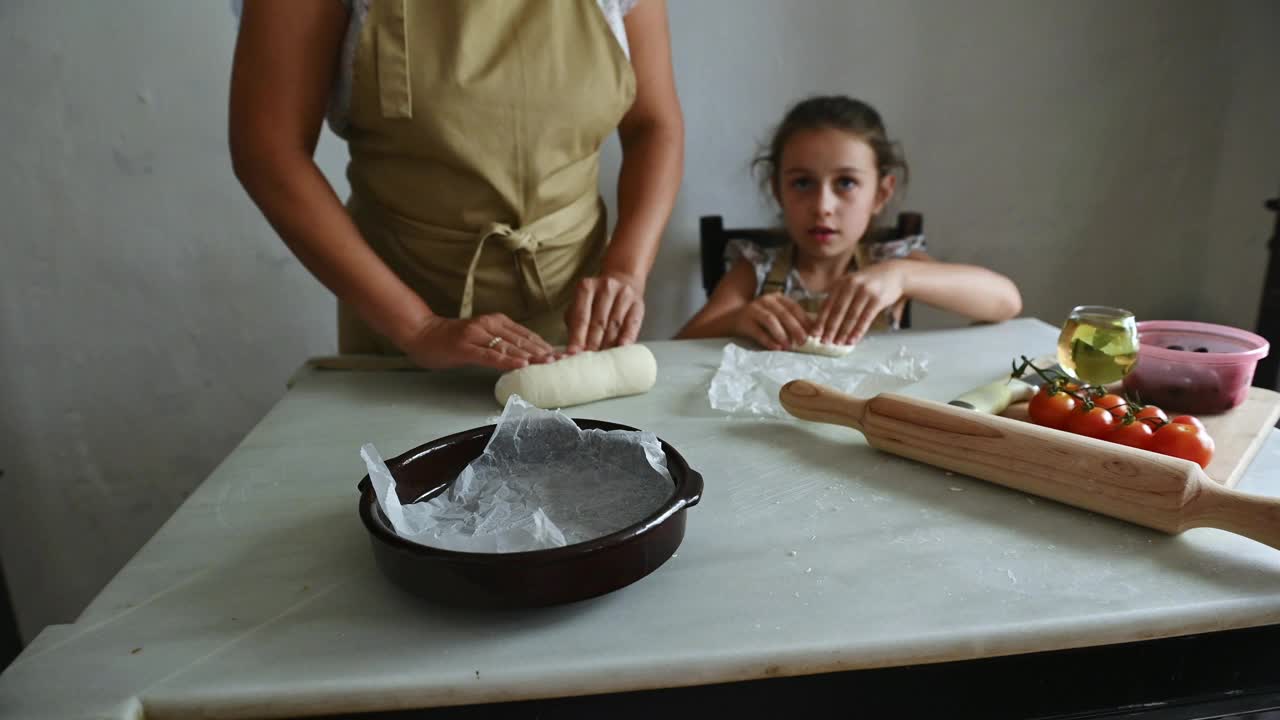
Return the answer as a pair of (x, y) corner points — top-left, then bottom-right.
(779, 380), (869, 433)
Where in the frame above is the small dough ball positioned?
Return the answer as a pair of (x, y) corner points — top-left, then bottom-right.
(791, 336), (855, 357)
(494, 344), (658, 408)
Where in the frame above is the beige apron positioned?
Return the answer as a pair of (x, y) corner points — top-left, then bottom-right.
(761, 242), (895, 330)
(338, 0), (636, 353)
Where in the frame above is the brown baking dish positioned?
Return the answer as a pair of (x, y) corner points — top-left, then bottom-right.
(357, 419), (703, 608)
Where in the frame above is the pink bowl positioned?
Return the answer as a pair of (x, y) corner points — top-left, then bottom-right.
(1122, 320), (1269, 415)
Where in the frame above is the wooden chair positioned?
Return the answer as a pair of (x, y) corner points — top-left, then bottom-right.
(698, 213), (921, 329)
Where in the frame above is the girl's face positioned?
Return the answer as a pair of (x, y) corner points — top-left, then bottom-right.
(774, 127), (895, 264)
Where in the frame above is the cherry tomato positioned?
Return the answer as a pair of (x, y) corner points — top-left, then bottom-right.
(1092, 393), (1131, 420)
(1028, 388), (1078, 430)
(1135, 405), (1168, 425)
(1064, 405), (1115, 439)
(1147, 422), (1215, 468)
(1169, 414), (1206, 432)
(1108, 418), (1155, 449)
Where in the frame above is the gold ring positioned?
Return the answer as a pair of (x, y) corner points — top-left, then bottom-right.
(486, 336), (503, 349)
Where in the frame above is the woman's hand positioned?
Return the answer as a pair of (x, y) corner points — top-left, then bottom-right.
(815, 260), (907, 345)
(401, 314), (556, 371)
(565, 271), (645, 353)
(732, 294), (813, 351)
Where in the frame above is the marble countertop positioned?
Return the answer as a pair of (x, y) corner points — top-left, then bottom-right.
(4, 318), (1280, 720)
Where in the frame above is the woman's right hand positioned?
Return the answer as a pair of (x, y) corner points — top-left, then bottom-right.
(401, 314), (557, 371)
(731, 295), (813, 351)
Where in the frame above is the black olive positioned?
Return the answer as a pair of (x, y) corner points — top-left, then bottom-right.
(1167, 345), (1185, 351)
(1193, 347), (1209, 353)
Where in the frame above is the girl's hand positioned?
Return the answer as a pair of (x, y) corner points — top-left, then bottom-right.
(401, 314), (557, 371)
(566, 271), (646, 353)
(815, 261), (908, 345)
(732, 294), (813, 351)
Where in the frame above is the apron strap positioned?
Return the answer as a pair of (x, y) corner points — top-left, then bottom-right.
(761, 243), (794, 296)
(761, 242), (873, 316)
(755, 240), (897, 328)
(375, 0), (413, 119)
(852, 241), (869, 275)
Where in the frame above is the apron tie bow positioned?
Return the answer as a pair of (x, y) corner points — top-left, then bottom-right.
(488, 223), (541, 254)
(460, 223), (552, 319)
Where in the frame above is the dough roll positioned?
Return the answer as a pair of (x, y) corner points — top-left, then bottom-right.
(494, 344), (658, 408)
(792, 313), (855, 356)
(792, 336), (856, 357)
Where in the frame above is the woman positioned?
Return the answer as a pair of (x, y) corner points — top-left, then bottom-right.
(230, 0), (683, 371)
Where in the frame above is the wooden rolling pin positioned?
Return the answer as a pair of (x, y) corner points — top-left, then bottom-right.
(779, 380), (1280, 550)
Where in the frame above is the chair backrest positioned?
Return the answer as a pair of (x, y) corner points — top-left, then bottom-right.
(698, 213), (922, 329)
(698, 215), (788, 297)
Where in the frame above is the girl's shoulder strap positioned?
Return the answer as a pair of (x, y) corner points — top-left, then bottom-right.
(854, 225), (898, 271)
(852, 239), (872, 273)
(760, 242), (794, 295)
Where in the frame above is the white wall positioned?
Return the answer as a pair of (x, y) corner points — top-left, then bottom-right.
(1199, 1), (1280, 335)
(2, 0), (1277, 643)
(0, 1), (345, 641)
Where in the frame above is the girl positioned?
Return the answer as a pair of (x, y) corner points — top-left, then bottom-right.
(677, 96), (1021, 351)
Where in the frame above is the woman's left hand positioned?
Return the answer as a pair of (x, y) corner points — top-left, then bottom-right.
(815, 260), (908, 345)
(565, 271), (645, 353)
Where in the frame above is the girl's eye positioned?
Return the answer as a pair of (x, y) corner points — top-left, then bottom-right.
(789, 177), (812, 190)
(836, 177), (858, 191)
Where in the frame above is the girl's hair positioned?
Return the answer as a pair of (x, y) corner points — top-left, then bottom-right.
(752, 95), (909, 193)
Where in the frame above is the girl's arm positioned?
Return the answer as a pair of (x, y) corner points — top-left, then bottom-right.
(895, 257), (1023, 323)
(565, 0), (685, 352)
(676, 259), (757, 339)
(816, 253), (1022, 344)
(676, 260), (813, 349)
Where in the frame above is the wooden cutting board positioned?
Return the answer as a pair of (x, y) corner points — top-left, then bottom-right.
(1001, 386), (1280, 488)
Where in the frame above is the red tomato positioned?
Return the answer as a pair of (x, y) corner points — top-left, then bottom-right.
(1169, 414), (1206, 432)
(1064, 405), (1116, 439)
(1108, 418), (1155, 449)
(1135, 405), (1168, 426)
(1028, 388), (1078, 429)
(1093, 393), (1131, 419)
(1147, 422), (1215, 468)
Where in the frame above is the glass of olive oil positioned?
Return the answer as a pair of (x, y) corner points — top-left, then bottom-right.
(1057, 305), (1139, 385)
